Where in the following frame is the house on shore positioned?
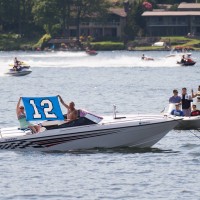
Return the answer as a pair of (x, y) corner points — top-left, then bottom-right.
(142, 3), (200, 36)
(47, 8), (127, 50)
(68, 8), (127, 41)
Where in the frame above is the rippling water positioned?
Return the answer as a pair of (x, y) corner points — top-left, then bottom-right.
(0, 50), (200, 199)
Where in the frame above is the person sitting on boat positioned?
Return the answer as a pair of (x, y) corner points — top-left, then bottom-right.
(13, 57), (21, 71)
(190, 104), (200, 116)
(181, 87), (193, 116)
(141, 54), (154, 61)
(141, 54), (145, 60)
(16, 97), (40, 133)
(58, 95), (78, 122)
(180, 55), (186, 64)
(170, 104), (184, 117)
(169, 89), (181, 104)
(191, 86), (200, 110)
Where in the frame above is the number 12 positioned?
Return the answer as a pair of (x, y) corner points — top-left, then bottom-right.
(30, 99), (57, 119)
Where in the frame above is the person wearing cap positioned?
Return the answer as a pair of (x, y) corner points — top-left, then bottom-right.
(191, 104), (200, 116)
(169, 89), (181, 104)
(181, 87), (193, 117)
(170, 104), (184, 117)
(16, 97), (40, 133)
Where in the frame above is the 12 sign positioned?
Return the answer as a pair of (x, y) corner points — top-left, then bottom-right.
(22, 96), (64, 121)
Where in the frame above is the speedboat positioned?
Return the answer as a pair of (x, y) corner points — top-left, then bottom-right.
(5, 67), (32, 76)
(141, 54), (154, 61)
(166, 50), (192, 58)
(5, 62), (32, 76)
(0, 111), (181, 152)
(143, 57), (154, 61)
(86, 50), (98, 56)
(177, 60), (196, 66)
(173, 115), (200, 130)
(166, 103), (200, 130)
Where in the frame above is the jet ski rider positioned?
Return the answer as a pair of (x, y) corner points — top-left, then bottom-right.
(13, 57), (21, 71)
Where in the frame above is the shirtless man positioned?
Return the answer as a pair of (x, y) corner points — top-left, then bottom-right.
(58, 95), (78, 122)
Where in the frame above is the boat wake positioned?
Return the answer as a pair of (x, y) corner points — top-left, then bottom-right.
(0, 51), (197, 71)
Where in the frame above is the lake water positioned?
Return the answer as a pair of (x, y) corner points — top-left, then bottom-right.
(0, 50), (200, 199)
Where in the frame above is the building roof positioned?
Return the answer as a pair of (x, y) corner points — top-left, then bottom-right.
(142, 11), (200, 17)
(157, 4), (172, 10)
(178, 3), (200, 9)
(109, 8), (127, 17)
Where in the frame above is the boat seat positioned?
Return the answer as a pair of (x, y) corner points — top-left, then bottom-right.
(0, 128), (32, 138)
(43, 117), (96, 130)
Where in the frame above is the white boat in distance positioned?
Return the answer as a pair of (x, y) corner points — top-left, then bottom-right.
(0, 112), (181, 152)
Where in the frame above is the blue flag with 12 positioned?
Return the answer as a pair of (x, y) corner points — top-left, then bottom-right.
(22, 96), (64, 121)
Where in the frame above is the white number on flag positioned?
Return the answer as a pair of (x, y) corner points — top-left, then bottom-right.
(41, 100), (57, 118)
(30, 99), (57, 119)
(30, 100), (42, 118)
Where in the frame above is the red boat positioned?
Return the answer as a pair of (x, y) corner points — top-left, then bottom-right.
(86, 50), (98, 56)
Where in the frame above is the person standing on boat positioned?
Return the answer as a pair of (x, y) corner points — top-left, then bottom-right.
(191, 86), (200, 100)
(16, 97), (40, 133)
(171, 104), (184, 116)
(190, 104), (200, 116)
(169, 89), (181, 104)
(191, 86), (200, 110)
(181, 88), (193, 116)
(58, 95), (78, 122)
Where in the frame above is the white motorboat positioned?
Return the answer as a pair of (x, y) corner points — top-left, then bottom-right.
(173, 115), (200, 130)
(5, 67), (32, 76)
(0, 112), (181, 152)
(166, 103), (200, 130)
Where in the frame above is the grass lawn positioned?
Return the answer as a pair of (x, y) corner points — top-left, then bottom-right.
(0, 34), (200, 51)
(161, 36), (200, 50)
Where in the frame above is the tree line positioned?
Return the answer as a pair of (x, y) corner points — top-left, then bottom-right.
(0, 0), (199, 41)
(0, 0), (109, 39)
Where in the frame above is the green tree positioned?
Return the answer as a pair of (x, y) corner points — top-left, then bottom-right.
(56, 0), (73, 38)
(32, 0), (60, 36)
(0, 0), (19, 32)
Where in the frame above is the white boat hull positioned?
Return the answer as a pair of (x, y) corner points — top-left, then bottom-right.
(0, 115), (181, 152)
(167, 103), (200, 130)
(5, 68), (32, 76)
(173, 116), (200, 130)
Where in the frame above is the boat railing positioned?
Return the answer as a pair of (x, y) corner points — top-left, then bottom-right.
(101, 114), (167, 125)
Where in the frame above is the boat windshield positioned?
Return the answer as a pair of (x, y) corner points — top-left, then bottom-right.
(79, 109), (103, 123)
